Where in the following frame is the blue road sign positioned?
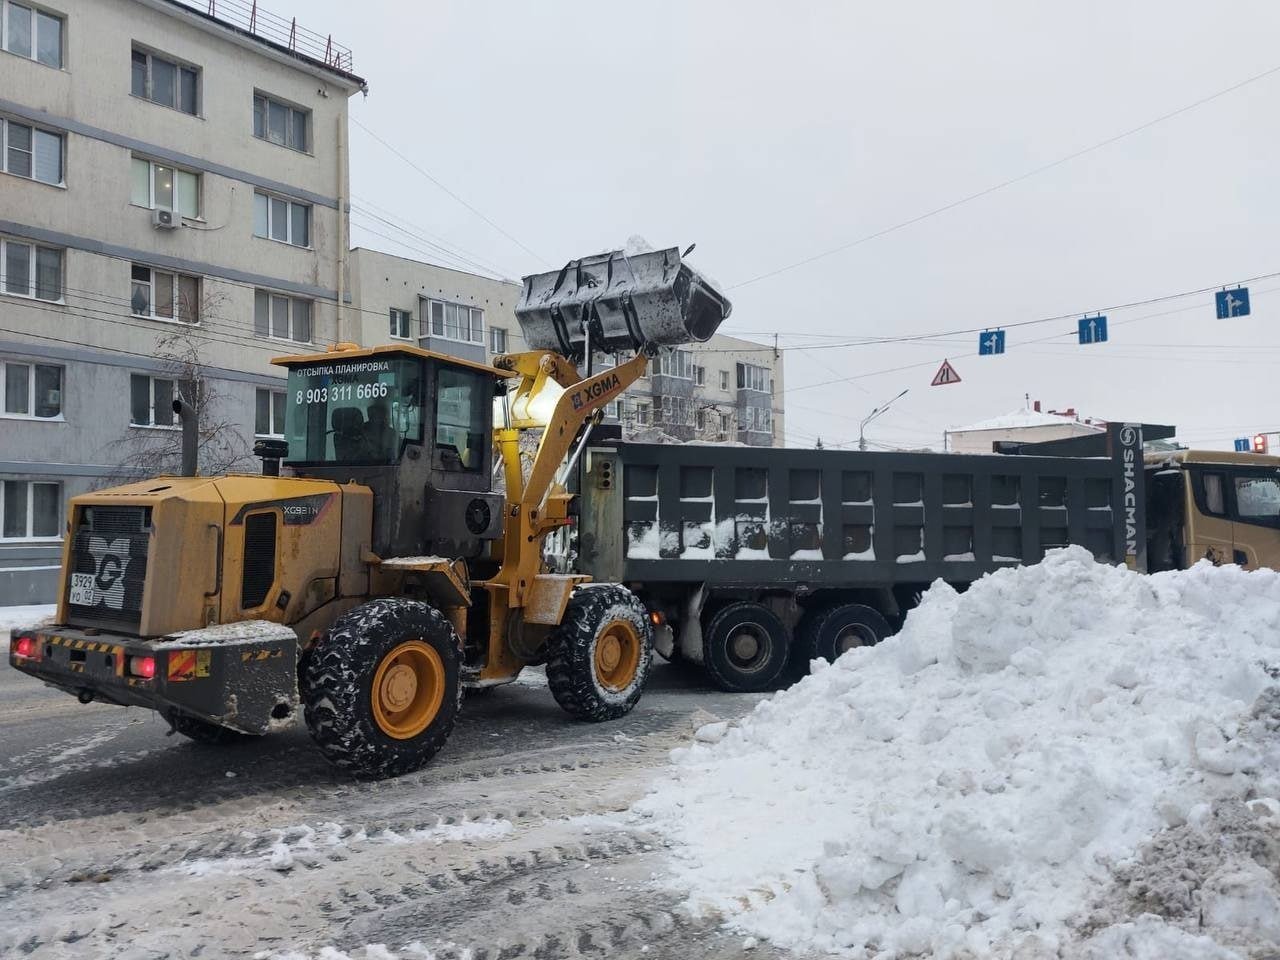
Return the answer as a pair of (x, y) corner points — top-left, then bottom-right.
(1216, 287), (1251, 318)
(1078, 315), (1108, 345)
(1235, 438), (1251, 452)
(978, 329), (1005, 355)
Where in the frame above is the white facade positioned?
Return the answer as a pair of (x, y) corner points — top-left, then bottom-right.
(946, 409), (1103, 455)
(0, 0), (363, 602)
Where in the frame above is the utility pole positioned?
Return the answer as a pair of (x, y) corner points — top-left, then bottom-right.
(858, 388), (909, 452)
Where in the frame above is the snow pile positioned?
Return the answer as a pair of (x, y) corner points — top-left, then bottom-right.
(635, 547), (1280, 958)
(0, 602), (55, 634)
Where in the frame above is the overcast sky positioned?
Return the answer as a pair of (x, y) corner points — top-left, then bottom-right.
(306, 0), (1280, 451)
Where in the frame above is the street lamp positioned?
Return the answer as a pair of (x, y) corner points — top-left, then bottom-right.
(858, 388), (909, 452)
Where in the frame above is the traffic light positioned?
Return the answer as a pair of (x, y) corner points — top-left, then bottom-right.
(1253, 434), (1269, 454)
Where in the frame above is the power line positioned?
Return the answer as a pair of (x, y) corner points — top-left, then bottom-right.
(349, 197), (519, 280)
(728, 61), (1280, 291)
(350, 116), (552, 269)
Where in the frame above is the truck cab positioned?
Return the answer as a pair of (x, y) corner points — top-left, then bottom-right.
(1147, 450), (1280, 572)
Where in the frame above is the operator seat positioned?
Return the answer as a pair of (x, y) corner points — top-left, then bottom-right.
(331, 407), (366, 461)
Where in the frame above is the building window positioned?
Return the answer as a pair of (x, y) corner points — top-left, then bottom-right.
(130, 156), (200, 218)
(719, 412), (732, 437)
(719, 370), (730, 391)
(426, 299), (483, 344)
(695, 408), (706, 431)
(129, 373), (178, 427)
(131, 46), (198, 114)
(737, 362), (769, 392)
(1, 479), (60, 540)
(253, 192), (310, 247)
(389, 308), (412, 340)
(254, 289), (312, 343)
(130, 265), (199, 323)
(654, 349), (693, 379)
(255, 388), (285, 437)
(2, 2), (61, 67)
(1, 237), (61, 301)
(693, 364), (706, 386)
(489, 326), (507, 353)
(2, 359), (61, 418)
(659, 395), (693, 426)
(253, 93), (309, 152)
(2, 117), (62, 185)
(761, 407), (773, 431)
(605, 399), (621, 420)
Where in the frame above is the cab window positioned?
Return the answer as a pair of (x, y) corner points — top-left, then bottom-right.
(435, 367), (487, 472)
(1235, 475), (1280, 520)
(1202, 472), (1226, 515)
(285, 357), (423, 464)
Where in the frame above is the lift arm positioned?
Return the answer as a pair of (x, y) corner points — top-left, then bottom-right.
(485, 348), (649, 610)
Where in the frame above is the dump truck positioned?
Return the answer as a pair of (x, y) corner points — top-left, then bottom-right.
(572, 425), (1280, 691)
(8, 246), (731, 778)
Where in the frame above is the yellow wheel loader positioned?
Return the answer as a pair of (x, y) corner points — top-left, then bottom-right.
(8, 246), (730, 779)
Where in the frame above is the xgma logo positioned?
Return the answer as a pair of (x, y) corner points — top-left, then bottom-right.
(571, 371), (621, 411)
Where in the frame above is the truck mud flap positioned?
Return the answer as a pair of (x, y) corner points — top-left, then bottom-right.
(516, 247), (731, 356)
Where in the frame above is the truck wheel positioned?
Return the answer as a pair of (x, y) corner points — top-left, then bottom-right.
(703, 602), (789, 692)
(301, 598), (462, 779)
(804, 603), (891, 663)
(546, 585), (653, 721)
(164, 709), (259, 745)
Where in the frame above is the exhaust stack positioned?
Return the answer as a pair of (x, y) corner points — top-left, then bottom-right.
(515, 246), (732, 359)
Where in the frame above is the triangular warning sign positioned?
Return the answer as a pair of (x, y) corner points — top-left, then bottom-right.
(931, 359), (962, 386)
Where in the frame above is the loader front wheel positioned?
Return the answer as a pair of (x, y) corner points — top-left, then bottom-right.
(301, 598), (462, 779)
(546, 585), (653, 721)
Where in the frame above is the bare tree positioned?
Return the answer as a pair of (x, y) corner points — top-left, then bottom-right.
(100, 290), (254, 485)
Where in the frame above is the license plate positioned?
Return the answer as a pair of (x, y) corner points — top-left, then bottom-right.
(69, 572), (97, 606)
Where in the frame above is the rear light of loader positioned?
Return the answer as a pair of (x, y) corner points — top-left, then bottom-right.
(12, 635), (35, 658)
(128, 655), (156, 679)
(649, 611), (665, 626)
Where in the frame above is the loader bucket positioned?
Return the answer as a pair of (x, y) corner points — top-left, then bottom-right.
(515, 247), (732, 357)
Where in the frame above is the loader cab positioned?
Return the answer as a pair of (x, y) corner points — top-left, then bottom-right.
(273, 345), (509, 559)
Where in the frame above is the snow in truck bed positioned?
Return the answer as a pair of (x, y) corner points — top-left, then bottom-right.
(634, 546), (1280, 958)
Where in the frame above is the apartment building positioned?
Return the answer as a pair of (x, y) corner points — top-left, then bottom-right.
(0, 0), (364, 602)
(348, 247), (526, 363)
(609, 333), (784, 447)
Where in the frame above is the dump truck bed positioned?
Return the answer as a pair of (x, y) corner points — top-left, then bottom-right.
(578, 439), (1135, 587)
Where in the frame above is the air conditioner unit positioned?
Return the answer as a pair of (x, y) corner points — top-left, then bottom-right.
(151, 208), (181, 230)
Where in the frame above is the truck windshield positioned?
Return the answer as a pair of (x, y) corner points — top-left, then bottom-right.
(284, 356), (422, 464)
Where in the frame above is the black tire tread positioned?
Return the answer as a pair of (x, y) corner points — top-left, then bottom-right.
(805, 602), (891, 663)
(545, 585), (653, 722)
(702, 601), (790, 693)
(301, 597), (462, 779)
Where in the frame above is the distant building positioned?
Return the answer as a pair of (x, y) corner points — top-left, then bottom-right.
(946, 404), (1104, 454)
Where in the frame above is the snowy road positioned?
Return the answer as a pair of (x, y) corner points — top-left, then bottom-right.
(0, 656), (787, 960)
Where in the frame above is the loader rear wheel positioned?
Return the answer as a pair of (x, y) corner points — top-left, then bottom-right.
(301, 598), (462, 779)
(164, 709), (259, 746)
(703, 602), (789, 692)
(546, 585), (653, 721)
(804, 602), (891, 664)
